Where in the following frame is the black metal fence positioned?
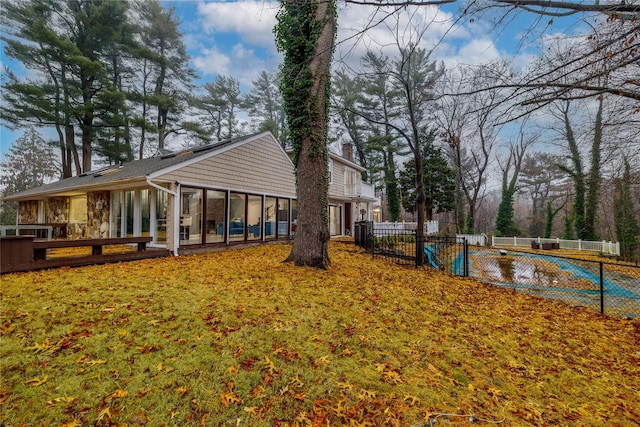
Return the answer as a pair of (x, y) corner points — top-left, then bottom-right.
(353, 222), (640, 318)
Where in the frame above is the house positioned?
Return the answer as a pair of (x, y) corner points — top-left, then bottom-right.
(327, 143), (379, 236)
(2, 132), (379, 255)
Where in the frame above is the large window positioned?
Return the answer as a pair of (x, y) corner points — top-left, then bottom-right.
(180, 188), (203, 245)
(247, 195), (262, 241)
(69, 196), (87, 224)
(111, 192), (123, 237)
(125, 190), (134, 237)
(155, 190), (168, 244)
(290, 200), (298, 236)
(277, 199), (289, 237)
(265, 197), (277, 239)
(229, 192), (246, 241)
(206, 190), (226, 243)
(141, 189), (151, 236)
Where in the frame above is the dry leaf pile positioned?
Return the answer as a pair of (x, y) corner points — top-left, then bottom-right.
(1, 241), (638, 426)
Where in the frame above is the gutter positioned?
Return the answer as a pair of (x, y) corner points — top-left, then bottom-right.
(146, 177), (179, 257)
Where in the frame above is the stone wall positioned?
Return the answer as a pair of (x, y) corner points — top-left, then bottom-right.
(87, 191), (110, 238)
(18, 201), (38, 224)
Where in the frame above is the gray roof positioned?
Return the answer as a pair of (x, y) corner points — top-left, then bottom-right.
(3, 132), (266, 201)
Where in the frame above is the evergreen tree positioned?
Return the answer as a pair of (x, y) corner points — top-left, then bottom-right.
(194, 75), (243, 141)
(134, 0), (198, 153)
(399, 140), (455, 221)
(614, 159), (640, 261)
(0, 128), (59, 224)
(244, 71), (288, 146)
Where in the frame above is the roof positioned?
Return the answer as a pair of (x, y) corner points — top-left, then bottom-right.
(3, 132), (276, 201)
(328, 151), (365, 172)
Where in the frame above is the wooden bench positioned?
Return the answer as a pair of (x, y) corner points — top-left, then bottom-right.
(1, 236), (168, 274)
(33, 237), (153, 260)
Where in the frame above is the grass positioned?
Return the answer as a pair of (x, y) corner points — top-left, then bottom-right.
(1, 241), (639, 426)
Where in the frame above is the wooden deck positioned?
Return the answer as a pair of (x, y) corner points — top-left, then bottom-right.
(1, 236), (170, 274)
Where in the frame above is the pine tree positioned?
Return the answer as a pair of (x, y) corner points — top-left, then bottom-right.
(614, 160), (640, 261)
(0, 128), (59, 224)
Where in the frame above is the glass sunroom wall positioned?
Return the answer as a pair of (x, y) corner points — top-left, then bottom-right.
(265, 197), (277, 239)
(206, 190), (226, 243)
(155, 190), (168, 244)
(229, 192), (246, 242)
(180, 188), (203, 245)
(277, 199), (289, 237)
(124, 191), (134, 237)
(111, 192), (123, 237)
(247, 195), (262, 241)
(290, 199), (298, 236)
(141, 189), (151, 236)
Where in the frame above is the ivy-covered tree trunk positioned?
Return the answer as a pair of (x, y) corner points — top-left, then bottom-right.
(584, 97), (603, 241)
(276, 0), (336, 268)
(561, 102), (587, 240)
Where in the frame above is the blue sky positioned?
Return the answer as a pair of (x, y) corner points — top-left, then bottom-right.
(0, 0), (583, 158)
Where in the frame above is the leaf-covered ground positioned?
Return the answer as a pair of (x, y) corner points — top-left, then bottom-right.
(1, 241), (639, 426)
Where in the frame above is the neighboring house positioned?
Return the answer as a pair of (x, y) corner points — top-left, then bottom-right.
(327, 143), (379, 236)
(2, 132), (379, 254)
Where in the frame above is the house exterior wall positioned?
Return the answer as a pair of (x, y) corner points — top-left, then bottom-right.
(328, 159), (347, 200)
(158, 134), (296, 197)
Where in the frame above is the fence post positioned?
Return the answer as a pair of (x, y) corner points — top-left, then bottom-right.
(464, 239), (469, 277)
(514, 236), (517, 247)
(416, 233), (424, 267)
(599, 262), (604, 314)
(578, 239), (582, 251)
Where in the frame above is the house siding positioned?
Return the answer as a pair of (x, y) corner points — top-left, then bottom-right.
(328, 159), (347, 199)
(158, 135), (296, 197)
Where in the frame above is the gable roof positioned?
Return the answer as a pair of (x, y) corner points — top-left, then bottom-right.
(3, 132), (285, 201)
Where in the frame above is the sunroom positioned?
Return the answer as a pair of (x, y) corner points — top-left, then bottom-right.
(2, 132), (298, 256)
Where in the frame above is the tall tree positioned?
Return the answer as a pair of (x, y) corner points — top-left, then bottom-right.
(244, 71), (288, 146)
(194, 75), (243, 141)
(495, 127), (534, 236)
(387, 44), (444, 264)
(135, 0), (197, 152)
(0, 128), (59, 224)
(613, 159), (640, 261)
(331, 69), (370, 178)
(66, 0), (131, 172)
(1, 0), (83, 177)
(275, 0), (336, 268)
(359, 51), (405, 222)
(398, 136), (456, 221)
(520, 152), (566, 237)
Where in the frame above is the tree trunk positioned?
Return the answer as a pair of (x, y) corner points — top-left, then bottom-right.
(284, 0), (336, 268)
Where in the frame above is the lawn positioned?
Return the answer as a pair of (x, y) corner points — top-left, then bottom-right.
(1, 241), (638, 426)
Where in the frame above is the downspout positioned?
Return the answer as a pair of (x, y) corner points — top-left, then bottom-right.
(146, 177), (179, 256)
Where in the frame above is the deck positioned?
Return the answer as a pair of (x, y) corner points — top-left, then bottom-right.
(1, 236), (170, 274)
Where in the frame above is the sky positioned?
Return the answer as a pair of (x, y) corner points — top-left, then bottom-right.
(0, 0), (585, 159)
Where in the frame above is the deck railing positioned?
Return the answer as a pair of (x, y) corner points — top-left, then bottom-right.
(492, 236), (620, 256)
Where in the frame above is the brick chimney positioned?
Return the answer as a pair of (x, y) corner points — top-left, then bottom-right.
(342, 142), (353, 162)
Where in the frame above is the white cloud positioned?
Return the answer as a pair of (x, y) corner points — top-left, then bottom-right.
(193, 45), (234, 76)
(197, 0), (279, 50)
(333, 4), (466, 72)
(453, 37), (501, 65)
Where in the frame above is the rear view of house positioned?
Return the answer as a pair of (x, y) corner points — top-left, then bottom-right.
(2, 132), (379, 258)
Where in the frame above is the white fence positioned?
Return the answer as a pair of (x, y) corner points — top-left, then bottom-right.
(457, 233), (487, 246)
(374, 221), (439, 235)
(492, 236), (620, 256)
